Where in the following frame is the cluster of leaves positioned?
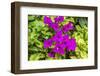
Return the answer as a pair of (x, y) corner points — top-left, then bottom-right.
(28, 15), (88, 60)
(72, 18), (88, 59)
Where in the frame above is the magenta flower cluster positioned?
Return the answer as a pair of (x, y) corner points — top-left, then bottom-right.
(43, 16), (76, 58)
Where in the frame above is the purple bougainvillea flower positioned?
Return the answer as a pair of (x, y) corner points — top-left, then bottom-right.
(62, 22), (74, 33)
(52, 30), (63, 42)
(48, 52), (55, 58)
(44, 16), (52, 25)
(63, 34), (69, 41)
(53, 43), (65, 55)
(43, 15), (77, 58)
(44, 39), (52, 48)
(50, 23), (59, 31)
(61, 35), (69, 48)
(67, 38), (77, 51)
(54, 16), (64, 23)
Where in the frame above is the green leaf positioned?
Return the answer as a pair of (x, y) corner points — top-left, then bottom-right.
(80, 51), (88, 58)
(35, 40), (43, 48)
(79, 17), (88, 26)
(76, 25), (81, 31)
(29, 53), (45, 60)
(28, 46), (39, 52)
(34, 20), (45, 27)
(28, 15), (35, 21)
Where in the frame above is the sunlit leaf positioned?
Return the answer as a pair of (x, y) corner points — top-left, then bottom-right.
(29, 53), (45, 60)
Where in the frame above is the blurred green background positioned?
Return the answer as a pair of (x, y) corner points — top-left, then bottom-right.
(28, 15), (88, 61)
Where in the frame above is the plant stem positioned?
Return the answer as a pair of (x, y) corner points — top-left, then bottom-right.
(65, 51), (70, 59)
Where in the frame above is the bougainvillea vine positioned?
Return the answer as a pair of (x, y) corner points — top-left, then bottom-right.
(43, 16), (77, 58)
